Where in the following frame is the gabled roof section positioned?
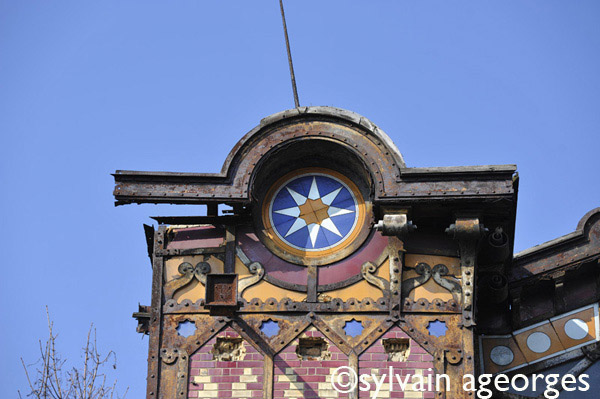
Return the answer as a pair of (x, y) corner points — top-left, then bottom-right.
(510, 208), (600, 282)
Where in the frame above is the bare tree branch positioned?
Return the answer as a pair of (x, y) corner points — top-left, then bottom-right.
(20, 308), (128, 399)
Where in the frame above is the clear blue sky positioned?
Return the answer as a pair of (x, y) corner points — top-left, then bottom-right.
(1, 1), (599, 397)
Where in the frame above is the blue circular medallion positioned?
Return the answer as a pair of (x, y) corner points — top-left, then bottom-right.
(268, 172), (360, 252)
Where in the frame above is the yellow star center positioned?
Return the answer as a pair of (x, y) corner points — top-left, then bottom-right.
(298, 198), (330, 226)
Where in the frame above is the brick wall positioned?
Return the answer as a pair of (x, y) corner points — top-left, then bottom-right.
(188, 327), (264, 398)
(187, 325), (435, 399)
(274, 327), (349, 399)
(359, 327), (435, 399)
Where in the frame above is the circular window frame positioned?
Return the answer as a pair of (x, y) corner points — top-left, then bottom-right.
(256, 167), (372, 266)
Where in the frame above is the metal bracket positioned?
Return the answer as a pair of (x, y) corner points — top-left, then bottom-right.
(374, 213), (417, 236)
(446, 218), (487, 328)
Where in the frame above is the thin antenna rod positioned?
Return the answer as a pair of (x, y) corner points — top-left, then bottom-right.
(279, 0), (300, 108)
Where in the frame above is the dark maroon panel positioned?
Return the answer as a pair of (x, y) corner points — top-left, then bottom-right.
(237, 227), (308, 285)
(238, 227), (387, 288)
(318, 232), (388, 286)
(167, 226), (224, 249)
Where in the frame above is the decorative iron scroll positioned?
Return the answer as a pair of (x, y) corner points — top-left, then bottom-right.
(402, 262), (462, 300)
(163, 260), (212, 300)
(236, 247), (265, 295)
(361, 250), (390, 293)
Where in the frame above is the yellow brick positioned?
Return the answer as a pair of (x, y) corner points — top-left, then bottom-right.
(198, 369), (209, 376)
(318, 382), (331, 390)
(203, 383), (218, 390)
(243, 368), (252, 375)
(404, 392), (423, 399)
(236, 391), (252, 398)
(193, 376), (211, 384)
(285, 367), (295, 375)
(232, 383), (247, 390)
(318, 390), (340, 398)
(200, 391), (218, 398)
(240, 375), (258, 382)
(278, 374), (297, 382)
(284, 390), (304, 397)
(289, 382), (304, 390)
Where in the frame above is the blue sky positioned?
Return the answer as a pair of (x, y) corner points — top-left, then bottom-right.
(1, 1), (599, 397)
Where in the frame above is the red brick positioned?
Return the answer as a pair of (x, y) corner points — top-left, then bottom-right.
(411, 361), (434, 369)
(191, 361), (214, 368)
(299, 375), (326, 382)
(236, 361), (263, 368)
(370, 353), (388, 361)
(321, 360), (348, 367)
(274, 383), (291, 390)
(299, 360), (323, 367)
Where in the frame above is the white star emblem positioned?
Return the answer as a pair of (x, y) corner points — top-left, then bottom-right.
(273, 177), (354, 248)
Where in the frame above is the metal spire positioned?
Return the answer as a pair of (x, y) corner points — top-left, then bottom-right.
(279, 0), (300, 108)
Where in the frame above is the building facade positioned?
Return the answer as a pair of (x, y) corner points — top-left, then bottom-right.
(114, 107), (600, 399)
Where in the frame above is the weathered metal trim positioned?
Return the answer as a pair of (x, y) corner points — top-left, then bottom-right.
(144, 224), (154, 264)
(446, 218), (486, 328)
(263, 355), (274, 399)
(155, 247), (225, 257)
(402, 298), (460, 313)
(163, 297), (390, 314)
(159, 348), (189, 399)
(133, 304), (151, 335)
(352, 318), (395, 356)
(399, 164), (517, 177)
(152, 215), (246, 225)
(348, 352), (359, 399)
(514, 208), (600, 260)
(511, 208), (600, 282)
(388, 237), (404, 318)
(113, 106), (406, 205)
(311, 315), (354, 356)
(224, 225), (236, 273)
(147, 226), (165, 399)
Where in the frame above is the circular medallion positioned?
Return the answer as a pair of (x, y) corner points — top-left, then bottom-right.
(260, 168), (368, 265)
(564, 318), (589, 340)
(526, 332), (551, 353)
(490, 345), (514, 366)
